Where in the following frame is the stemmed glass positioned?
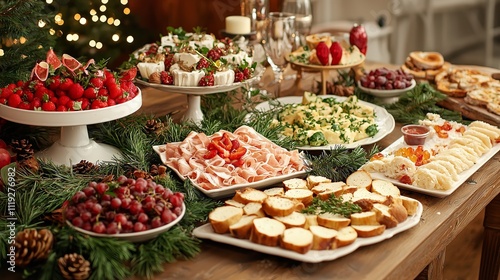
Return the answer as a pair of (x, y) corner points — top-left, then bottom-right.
(282, 0), (312, 48)
(263, 12), (295, 98)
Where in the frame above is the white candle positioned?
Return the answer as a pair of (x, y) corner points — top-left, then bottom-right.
(225, 16), (251, 34)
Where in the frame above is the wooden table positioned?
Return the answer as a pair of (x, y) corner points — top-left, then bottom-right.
(136, 62), (500, 280)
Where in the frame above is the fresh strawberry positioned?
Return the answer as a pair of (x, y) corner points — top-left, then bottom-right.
(107, 83), (122, 99)
(68, 83), (84, 100)
(159, 71), (173, 85)
(41, 101), (56, 111)
(107, 98), (116, 107)
(198, 73), (215, 86)
(59, 78), (74, 91)
(55, 89), (66, 97)
(18, 101), (30, 110)
(0, 87), (13, 99)
(49, 96), (58, 104)
(90, 98), (107, 109)
(315, 42), (330, 66)
(56, 105), (67, 111)
(349, 24), (368, 55)
(83, 87), (98, 99)
(21, 90), (34, 102)
(98, 88), (108, 98)
(29, 97), (42, 110)
(77, 98), (89, 110)
(7, 94), (22, 108)
(66, 100), (83, 111)
(330, 42), (343, 65)
(58, 95), (70, 107)
(242, 68), (252, 79)
(46, 76), (61, 91)
(0, 98), (6, 105)
(120, 67), (137, 81)
(89, 77), (104, 89)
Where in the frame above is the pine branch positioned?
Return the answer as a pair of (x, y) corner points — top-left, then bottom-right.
(384, 83), (463, 124)
(131, 227), (201, 279)
(304, 145), (379, 182)
(55, 227), (135, 280)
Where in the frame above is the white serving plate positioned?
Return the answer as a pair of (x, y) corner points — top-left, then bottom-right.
(357, 79), (416, 98)
(252, 95), (395, 150)
(67, 202), (185, 243)
(367, 137), (500, 198)
(153, 145), (307, 199)
(193, 197), (422, 263)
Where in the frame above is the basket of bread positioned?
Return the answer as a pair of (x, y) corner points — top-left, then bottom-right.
(193, 170), (422, 262)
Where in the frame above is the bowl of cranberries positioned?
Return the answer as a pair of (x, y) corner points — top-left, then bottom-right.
(65, 175), (185, 242)
(358, 67), (416, 98)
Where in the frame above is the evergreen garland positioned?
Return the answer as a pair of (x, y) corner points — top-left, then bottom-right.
(0, 0), (56, 87)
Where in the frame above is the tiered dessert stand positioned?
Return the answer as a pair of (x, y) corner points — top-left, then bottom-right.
(0, 90), (142, 166)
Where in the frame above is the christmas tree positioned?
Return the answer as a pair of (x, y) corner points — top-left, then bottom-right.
(0, 0), (56, 87)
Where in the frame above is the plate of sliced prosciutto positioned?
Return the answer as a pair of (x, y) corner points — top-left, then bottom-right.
(153, 126), (307, 199)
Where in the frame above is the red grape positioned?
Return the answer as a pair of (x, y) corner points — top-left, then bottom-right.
(361, 67), (414, 90)
(93, 222), (106, 234)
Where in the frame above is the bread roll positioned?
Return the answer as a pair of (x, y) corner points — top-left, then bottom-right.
(351, 224), (386, 238)
(233, 187), (268, 204)
(284, 188), (314, 206)
(280, 227), (313, 254)
(346, 170), (373, 191)
(350, 211), (378, 226)
(309, 225), (337, 250)
(243, 202), (266, 218)
(209, 206), (244, 234)
(335, 226), (358, 248)
(283, 178), (308, 191)
(317, 213), (351, 230)
(372, 203), (398, 228)
(262, 196), (296, 217)
(263, 187), (285, 197)
(229, 215), (257, 239)
(401, 196), (419, 216)
(306, 175), (331, 189)
(249, 217), (286, 247)
(273, 211), (307, 228)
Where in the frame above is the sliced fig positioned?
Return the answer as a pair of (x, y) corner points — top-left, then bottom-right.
(46, 48), (62, 70)
(62, 54), (82, 72)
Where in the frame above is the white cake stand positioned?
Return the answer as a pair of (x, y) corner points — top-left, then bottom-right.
(0, 90), (142, 166)
(135, 76), (260, 124)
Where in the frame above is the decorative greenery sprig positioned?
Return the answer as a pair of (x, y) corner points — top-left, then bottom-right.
(302, 195), (362, 218)
(304, 145), (379, 182)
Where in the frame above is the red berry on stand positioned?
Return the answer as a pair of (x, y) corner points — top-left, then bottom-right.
(330, 42), (343, 65)
(41, 101), (56, 111)
(68, 83), (84, 100)
(315, 42), (330, 66)
(198, 73), (215, 86)
(7, 94), (22, 108)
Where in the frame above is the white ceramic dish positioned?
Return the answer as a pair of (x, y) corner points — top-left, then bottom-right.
(193, 197), (422, 263)
(153, 145), (307, 199)
(367, 137), (500, 198)
(67, 202), (185, 243)
(288, 54), (365, 70)
(357, 79), (416, 98)
(251, 95), (395, 150)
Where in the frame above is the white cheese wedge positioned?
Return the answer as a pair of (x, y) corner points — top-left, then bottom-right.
(170, 65), (205, 86)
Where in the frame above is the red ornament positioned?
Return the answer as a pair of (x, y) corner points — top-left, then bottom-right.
(350, 24), (368, 55)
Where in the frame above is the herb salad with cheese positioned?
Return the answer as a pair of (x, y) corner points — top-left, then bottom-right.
(271, 92), (379, 146)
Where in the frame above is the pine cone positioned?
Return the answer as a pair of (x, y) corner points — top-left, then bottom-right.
(14, 228), (53, 267)
(148, 72), (161, 84)
(144, 119), (165, 135)
(17, 157), (40, 173)
(150, 164), (168, 178)
(326, 83), (355, 96)
(58, 253), (91, 280)
(11, 138), (34, 162)
(72, 160), (97, 174)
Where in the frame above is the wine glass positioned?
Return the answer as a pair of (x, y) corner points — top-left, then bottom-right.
(263, 12), (295, 98)
(281, 0), (312, 48)
(241, 0), (269, 43)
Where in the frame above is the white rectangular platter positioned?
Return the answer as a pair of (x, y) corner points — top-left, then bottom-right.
(368, 137), (500, 198)
(153, 145), (307, 199)
(192, 198), (422, 263)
